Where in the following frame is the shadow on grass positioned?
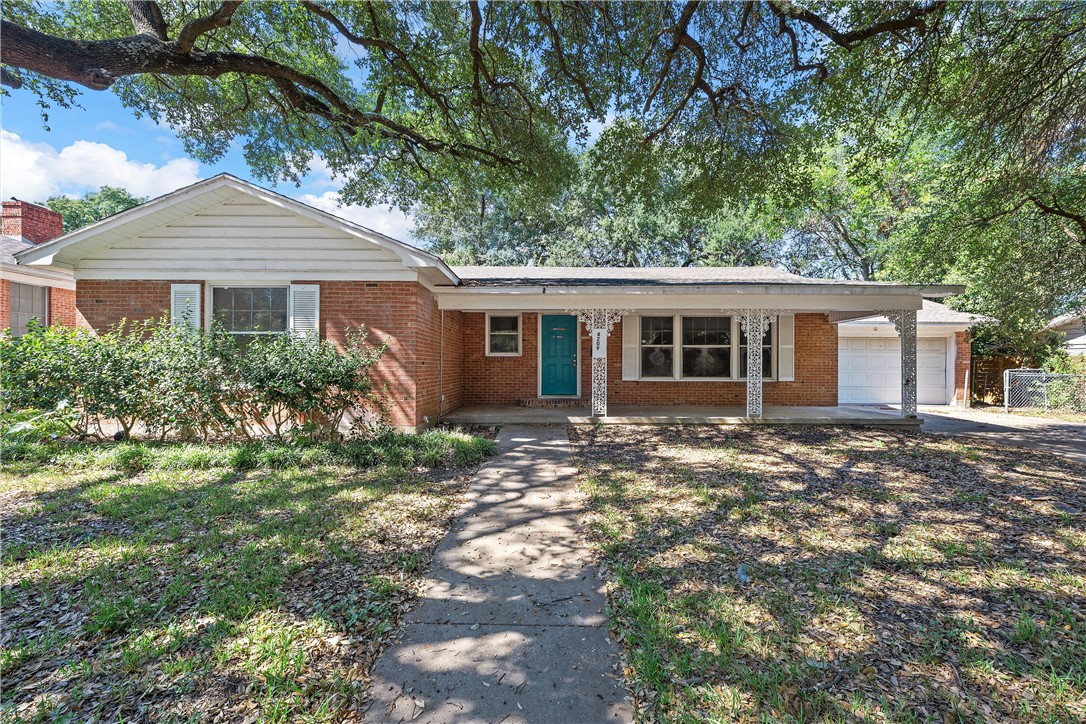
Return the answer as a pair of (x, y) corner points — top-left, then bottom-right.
(0, 436), (491, 722)
(570, 424), (1086, 722)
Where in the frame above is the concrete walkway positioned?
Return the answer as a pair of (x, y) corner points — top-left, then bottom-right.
(367, 426), (631, 724)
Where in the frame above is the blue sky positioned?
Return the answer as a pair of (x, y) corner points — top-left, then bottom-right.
(1, 86), (420, 241)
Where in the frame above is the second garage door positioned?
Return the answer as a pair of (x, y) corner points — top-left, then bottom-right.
(839, 337), (948, 405)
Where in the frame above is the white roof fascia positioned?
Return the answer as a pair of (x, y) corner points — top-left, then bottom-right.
(15, 175), (240, 265)
(1, 262), (76, 289)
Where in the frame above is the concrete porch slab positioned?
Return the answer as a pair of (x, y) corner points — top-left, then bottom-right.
(441, 404), (922, 428)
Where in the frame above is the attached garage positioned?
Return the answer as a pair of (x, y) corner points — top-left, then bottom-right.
(837, 301), (983, 407)
(839, 336), (948, 405)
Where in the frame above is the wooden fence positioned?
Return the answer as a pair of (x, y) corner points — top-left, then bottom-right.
(971, 355), (1035, 404)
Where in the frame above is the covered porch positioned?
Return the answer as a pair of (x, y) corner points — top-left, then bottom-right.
(441, 404), (922, 427)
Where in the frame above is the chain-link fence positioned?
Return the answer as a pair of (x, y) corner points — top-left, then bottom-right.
(1004, 368), (1086, 413)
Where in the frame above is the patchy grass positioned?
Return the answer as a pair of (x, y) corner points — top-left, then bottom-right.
(966, 404), (1086, 424)
(570, 426), (1086, 722)
(1, 429), (494, 722)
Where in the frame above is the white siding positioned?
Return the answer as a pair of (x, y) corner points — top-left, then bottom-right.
(73, 197), (415, 281)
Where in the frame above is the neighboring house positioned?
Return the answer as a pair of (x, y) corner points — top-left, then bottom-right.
(838, 301), (984, 406)
(1043, 312), (1086, 356)
(1, 200), (76, 335)
(16, 175), (965, 429)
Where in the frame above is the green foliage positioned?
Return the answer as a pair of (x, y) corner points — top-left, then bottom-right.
(42, 186), (146, 233)
(0, 318), (387, 442)
(0, 430), (495, 471)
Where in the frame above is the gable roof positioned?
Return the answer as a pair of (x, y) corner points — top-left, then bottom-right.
(1044, 311), (1085, 331)
(16, 174), (459, 284)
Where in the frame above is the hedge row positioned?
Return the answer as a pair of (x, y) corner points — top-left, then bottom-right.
(1, 319), (387, 442)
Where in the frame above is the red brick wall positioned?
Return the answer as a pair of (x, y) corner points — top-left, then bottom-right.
(458, 312), (838, 407)
(954, 330), (971, 405)
(2, 201), (63, 244)
(76, 279), (194, 332)
(439, 310), (466, 417)
(462, 312), (535, 405)
(319, 281), (421, 429)
(49, 287), (76, 326)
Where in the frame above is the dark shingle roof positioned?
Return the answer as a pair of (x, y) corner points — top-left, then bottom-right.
(450, 265), (896, 287)
(1, 235), (34, 266)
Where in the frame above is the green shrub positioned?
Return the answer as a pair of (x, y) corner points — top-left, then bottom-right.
(1, 318), (387, 442)
(0, 431), (494, 472)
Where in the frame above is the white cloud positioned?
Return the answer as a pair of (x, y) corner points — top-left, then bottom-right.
(94, 120), (121, 132)
(300, 191), (417, 244)
(0, 130), (202, 201)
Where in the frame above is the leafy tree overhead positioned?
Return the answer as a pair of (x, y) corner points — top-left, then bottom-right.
(42, 186), (146, 233)
(3, 1), (1084, 239)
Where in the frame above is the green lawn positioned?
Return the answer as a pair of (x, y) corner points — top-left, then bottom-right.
(570, 425), (1086, 723)
(0, 431), (493, 722)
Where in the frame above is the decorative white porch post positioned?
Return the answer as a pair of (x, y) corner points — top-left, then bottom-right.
(568, 309), (629, 417)
(725, 309), (774, 417)
(881, 309), (918, 418)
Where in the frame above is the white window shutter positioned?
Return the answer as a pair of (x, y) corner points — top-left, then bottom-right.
(289, 284), (320, 340)
(621, 315), (639, 381)
(778, 313), (795, 381)
(170, 284), (201, 329)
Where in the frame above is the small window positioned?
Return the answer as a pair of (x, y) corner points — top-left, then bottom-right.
(487, 314), (521, 355)
(739, 321), (774, 378)
(640, 317), (674, 377)
(9, 282), (48, 337)
(212, 286), (289, 346)
(681, 316), (731, 378)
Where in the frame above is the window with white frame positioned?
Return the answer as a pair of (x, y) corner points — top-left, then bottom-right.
(681, 316), (731, 378)
(9, 282), (48, 336)
(487, 314), (521, 355)
(640, 316), (674, 377)
(636, 315), (775, 380)
(212, 286), (289, 346)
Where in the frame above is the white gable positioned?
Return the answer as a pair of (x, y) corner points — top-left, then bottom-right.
(75, 195), (408, 280)
(16, 175), (458, 284)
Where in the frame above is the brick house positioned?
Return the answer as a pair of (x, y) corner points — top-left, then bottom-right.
(15, 175), (980, 429)
(2, 201), (76, 335)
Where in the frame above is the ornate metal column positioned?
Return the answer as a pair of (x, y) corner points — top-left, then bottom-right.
(567, 309), (630, 417)
(724, 309), (774, 417)
(881, 309), (918, 418)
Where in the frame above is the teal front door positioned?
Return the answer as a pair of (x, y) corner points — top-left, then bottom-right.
(540, 314), (578, 396)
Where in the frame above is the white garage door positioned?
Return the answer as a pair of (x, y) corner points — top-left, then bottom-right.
(839, 337), (948, 405)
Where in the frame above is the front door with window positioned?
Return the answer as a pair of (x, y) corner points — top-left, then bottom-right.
(540, 314), (578, 396)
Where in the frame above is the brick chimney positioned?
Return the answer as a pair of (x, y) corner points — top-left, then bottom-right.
(2, 200), (64, 244)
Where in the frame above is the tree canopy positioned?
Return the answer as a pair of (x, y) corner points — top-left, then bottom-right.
(3, 1), (1084, 349)
(42, 186), (146, 233)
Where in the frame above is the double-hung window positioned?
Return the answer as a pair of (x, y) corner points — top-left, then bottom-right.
(486, 314), (521, 355)
(635, 315), (775, 380)
(212, 286), (289, 346)
(640, 316), (674, 377)
(681, 316), (731, 378)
